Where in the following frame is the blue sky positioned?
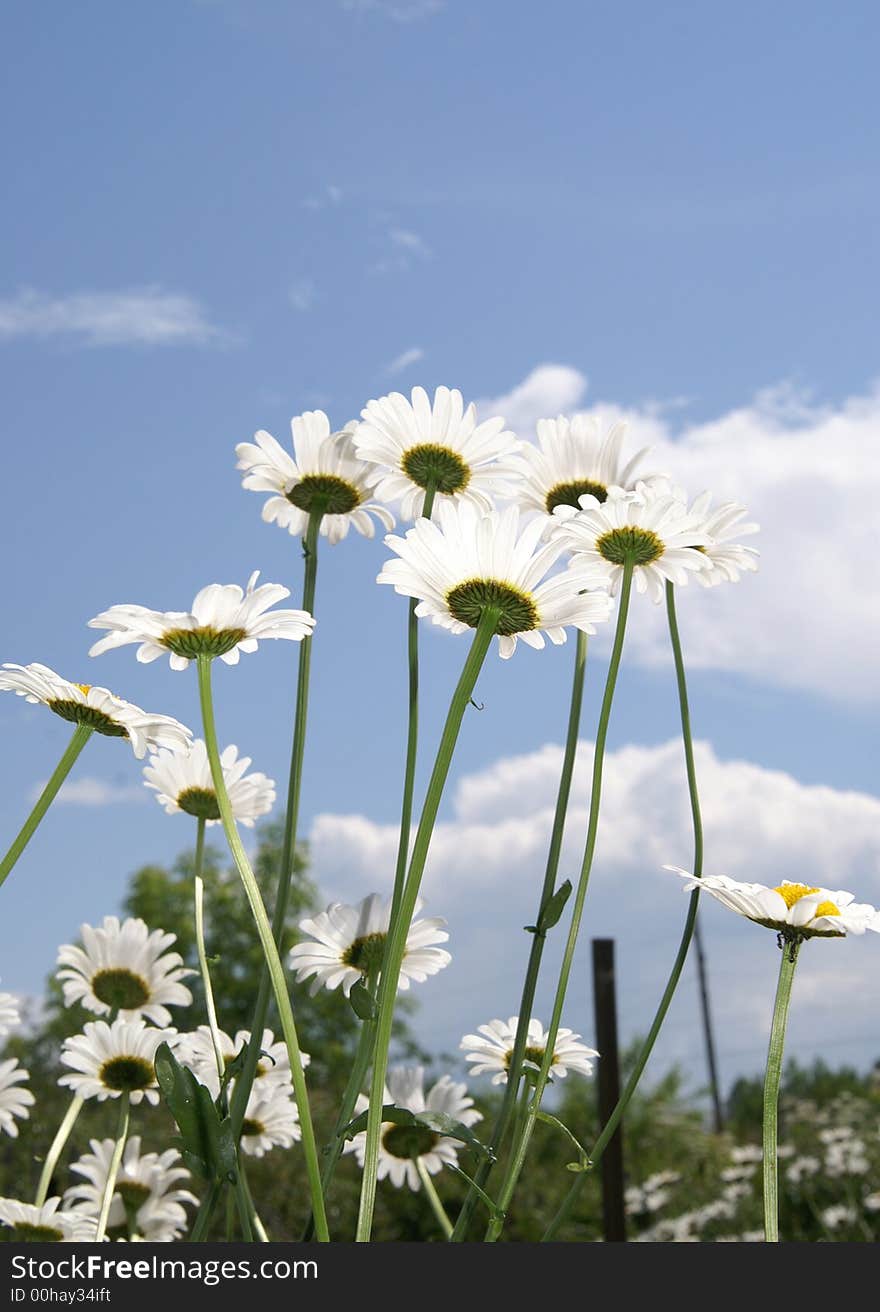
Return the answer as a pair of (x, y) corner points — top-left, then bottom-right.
(2, 1), (879, 1105)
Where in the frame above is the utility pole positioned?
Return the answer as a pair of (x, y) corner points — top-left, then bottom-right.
(591, 938), (626, 1241)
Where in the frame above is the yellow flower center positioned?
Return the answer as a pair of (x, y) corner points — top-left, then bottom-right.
(773, 884), (840, 918)
(76, 683), (92, 695)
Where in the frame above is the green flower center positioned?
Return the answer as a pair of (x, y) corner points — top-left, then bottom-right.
(161, 627), (247, 660)
(286, 474), (362, 515)
(401, 443), (470, 495)
(241, 1118), (264, 1138)
(99, 1055), (155, 1093)
(505, 1044), (550, 1071)
(545, 479), (608, 513)
(177, 786), (221, 821)
(596, 526), (664, 566)
(116, 1180), (151, 1209)
(341, 932), (387, 977)
(47, 699), (128, 739)
(446, 579), (539, 636)
(13, 1223), (64, 1241)
(382, 1124), (440, 1160)
(91, 968), (151, 1011)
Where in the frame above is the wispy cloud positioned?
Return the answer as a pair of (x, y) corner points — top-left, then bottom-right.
(28, 776), (147, 806)
(341, 0), (444, 22)
(369, 226), (433, 275)
(289, 279), (316, 312)
(301, 184), (344, 212)
(0, 287), (225, 348)
(386, 345), (424, 375)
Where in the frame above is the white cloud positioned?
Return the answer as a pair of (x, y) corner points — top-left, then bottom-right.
(341, 0), (443, 21)
(288, 279), (316, 312)
(478, 364), (588, 430)
(0, 287), (224, 347)
(369, 226), (432, 276)
(301, 185), (344, 212)
(309, 739), (880, 1080)
(479, 366), (880, 703)
(389, 228), (432, 258)
(29, 777), (147, 806)
(386, 345), (424, 375)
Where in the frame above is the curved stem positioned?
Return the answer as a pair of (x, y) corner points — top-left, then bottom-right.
(196, 655), (329, 1243)
(192, 818), (225, 1082)
(485, 565), (634, 1242)
(34, 1095), (84, 1207)
(301, 978), (378, 1241)
(450, 630), (588, 1241)
(0, 725), (93, 890)
(417, 1160), (453, 1239)
(388, 484), (436, 926)
(355, 608), (499, 1243)
(764, 940), (799, 1243)
(94, 1094), (130, 1243)
(540, 578), (707, 1240)
(231, 512), (321, 1140)
(189, 1182), (222, 1242)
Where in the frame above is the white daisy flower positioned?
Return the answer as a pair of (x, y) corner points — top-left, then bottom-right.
(460, 1016), (599, 1085)
(0, 663), (192, 759)
(354, 385), (521, 519)
(0, 1058), (35, 1138)
(87, 571), (315, 671)
(0, 984), (20, 1038)
(174, 1025), (306, 1097)
(143, 740), (275, 827)
(378, 501), (613, 659)
(550, 483), (713, 603)
(511, 415), (653, 519)
(288, 892), (450, 997)
(59, 1019), (171, 1105)
(65, 1137), (197, 1242)
(235, 411), (395, 544)
(666, 867), (880, 940)
(239, 1084), (301, 1158)
(57, 916), (193, 1026)
(686, 492), (760, 587)
(0, 1197), (96, 1243)
(345, 1065), (482, 1191)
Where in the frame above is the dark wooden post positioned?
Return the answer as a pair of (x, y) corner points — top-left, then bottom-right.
(592, 938), (626, 1241)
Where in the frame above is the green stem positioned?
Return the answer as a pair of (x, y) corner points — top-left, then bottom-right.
(231, 513), (321, 1142)
(417, 1159), (453, 1239)
(196, 655), (329, 1243)
(355, 607), (499, 1243)
(34, 1095), (84, 1207)
(301, 978), (378, 1241)
(485, 564), (634, 1242)
(94, 1094), (130, 1243)
(764, 939), (799, 1243)
(240, 1161), (269, 1241)
(192, 818), (225, 1082)
(450, 630), (588, 1241)
(0, 725), (93, 890)
(540, 579), (705, 1241)
(189, 1182), (223, 1242)
(388, 484), (436, 927)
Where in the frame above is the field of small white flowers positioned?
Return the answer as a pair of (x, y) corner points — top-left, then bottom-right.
(0, 390), (877, 1244)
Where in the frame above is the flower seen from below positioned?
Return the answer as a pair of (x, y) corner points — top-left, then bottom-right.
(378, 501), (612, 658)
(88, 572), (314, 670)
(236, 410), (395, 543)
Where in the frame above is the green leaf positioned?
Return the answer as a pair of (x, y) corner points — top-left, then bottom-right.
(535, 1109), (591, 1172)
(341, 1104), (494, 1161)
(348, 980), (376, 1021)
(154, 1041), (237, 1184)
(538, 879), (572, 931)
(445, 1163), (506, 1222)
